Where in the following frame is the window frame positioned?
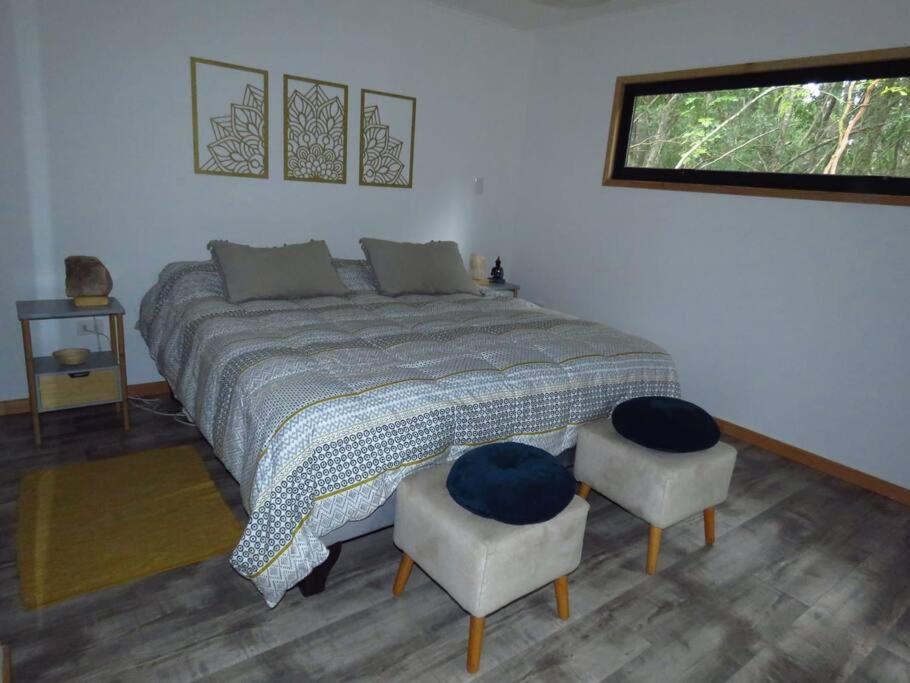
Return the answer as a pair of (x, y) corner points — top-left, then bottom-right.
(602, 47), (910, 207)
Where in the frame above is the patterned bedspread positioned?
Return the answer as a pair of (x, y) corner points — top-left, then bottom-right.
(139, 260), (680, 606)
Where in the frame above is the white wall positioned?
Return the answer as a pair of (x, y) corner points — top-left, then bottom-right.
(1, 0), (532, 398)
(5, 0), (909, 489)
(512, 0), (910, 486)
(0, 2), (29, 401)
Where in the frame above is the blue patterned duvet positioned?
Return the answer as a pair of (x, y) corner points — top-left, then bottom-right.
(139, 260), (680, 606)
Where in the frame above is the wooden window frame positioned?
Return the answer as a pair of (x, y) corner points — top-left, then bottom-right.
(602, 47), (910, 207)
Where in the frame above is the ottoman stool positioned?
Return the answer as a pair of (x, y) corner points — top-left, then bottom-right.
(392, 461), (589, 673)
(575, 418), (736, 574)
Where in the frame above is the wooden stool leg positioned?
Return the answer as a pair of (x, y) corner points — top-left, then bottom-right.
(467, 616), (485, 673)
(110, 316), (121, 415)
(646, 526), (662, 575)
(392, 553), (414, 596)
(114, 314), (130, 431)
(704, 507), (716, 546)
(554, 575), (569, 620)
(577, 482), (592, 500)
(21, 320), (41, 446)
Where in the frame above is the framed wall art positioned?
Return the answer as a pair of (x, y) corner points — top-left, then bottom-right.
(190, 57), (268, 179)
(359, 89), (416, 188)
(284, 75), (349, 183)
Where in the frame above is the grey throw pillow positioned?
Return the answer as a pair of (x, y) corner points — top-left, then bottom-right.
(359, 238), (480, 296)
(208, 240), (348, 303)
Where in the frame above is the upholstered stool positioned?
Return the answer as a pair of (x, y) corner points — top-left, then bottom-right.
(392, 461), (589, 673)
(575, 418), (736, 574)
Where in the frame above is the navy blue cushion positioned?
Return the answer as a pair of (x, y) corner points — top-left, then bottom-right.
(612, 396), (720, 453)
(446, 443), (576, 525)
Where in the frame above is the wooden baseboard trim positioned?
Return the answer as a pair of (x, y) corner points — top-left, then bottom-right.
(716, 418), (910, 506)
(0, 380), (170, 416)
(128, 380), (171, 397)
(0, 397), (29, 417)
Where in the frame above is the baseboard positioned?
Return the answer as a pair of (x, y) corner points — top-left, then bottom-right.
(716, 418), (910, 506)
(128, 380), (171, 397)
(0, 398), (29, 417)
(0, 380), (170, 416)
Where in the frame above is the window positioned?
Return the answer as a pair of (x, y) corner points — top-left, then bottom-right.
(603, 47), (910, 206)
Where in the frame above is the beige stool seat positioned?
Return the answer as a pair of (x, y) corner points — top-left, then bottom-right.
(575, 418), (736, 574)
(392, 461), (589, 673)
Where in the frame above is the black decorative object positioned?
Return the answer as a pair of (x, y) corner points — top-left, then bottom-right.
(446, 442), (576, 525)
(489, 256), (505, 284)
(612, 396), (720, 453)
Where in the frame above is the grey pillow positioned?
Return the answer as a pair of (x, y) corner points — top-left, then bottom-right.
(208, 240), (347, 303)
(359, 238), (480, 296)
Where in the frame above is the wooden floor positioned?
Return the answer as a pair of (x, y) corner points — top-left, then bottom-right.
(1, 400), (909, 682)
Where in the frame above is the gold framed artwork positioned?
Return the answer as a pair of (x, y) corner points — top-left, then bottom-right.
(190, 57), (268, 179)
(359, 89), (416, 188)
(284, 75), (349, 183)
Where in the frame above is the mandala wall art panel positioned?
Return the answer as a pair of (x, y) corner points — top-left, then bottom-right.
(359, 89), (416, 188)
(190, 57), (268, 179)
(284, 75), (349, 183)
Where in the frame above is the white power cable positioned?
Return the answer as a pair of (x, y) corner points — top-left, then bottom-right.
(129, 395), (196, 427)
(78, 319), (110, 352)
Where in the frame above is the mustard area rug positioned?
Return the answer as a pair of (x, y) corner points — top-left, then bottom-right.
(17, 445), (243, 609)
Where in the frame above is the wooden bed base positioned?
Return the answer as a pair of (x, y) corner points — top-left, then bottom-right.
(298, 542), (342, 596)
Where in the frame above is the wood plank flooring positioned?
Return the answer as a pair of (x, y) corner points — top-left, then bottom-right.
(1, 399), (908, 682)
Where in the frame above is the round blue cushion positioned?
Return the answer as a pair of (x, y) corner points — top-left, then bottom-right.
(612, 396), (720, 453)
(446, 443), (576, 525)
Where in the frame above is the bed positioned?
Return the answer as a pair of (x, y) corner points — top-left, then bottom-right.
(139, 259), (680, 606)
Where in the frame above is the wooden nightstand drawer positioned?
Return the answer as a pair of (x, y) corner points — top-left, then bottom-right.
(38, 368), (120, 412)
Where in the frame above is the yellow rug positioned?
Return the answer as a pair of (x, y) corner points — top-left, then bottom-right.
(17, 444), (243, 609)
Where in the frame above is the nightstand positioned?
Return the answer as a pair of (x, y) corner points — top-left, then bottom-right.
(16, 298), (130, 445)
(481, 281), (520, 298)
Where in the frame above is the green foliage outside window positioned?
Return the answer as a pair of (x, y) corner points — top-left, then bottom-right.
(626, 78), (910, 177)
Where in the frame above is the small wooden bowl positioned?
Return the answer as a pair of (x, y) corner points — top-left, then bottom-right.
(53, 347), (91, 366)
